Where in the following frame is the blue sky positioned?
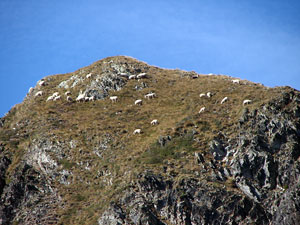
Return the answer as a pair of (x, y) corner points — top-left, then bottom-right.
(1, 0), (300, 116)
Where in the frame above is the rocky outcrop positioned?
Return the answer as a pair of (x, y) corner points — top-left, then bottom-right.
(0, 160), (60, 225)
(1, 57), (300, 224)
(98, 173), (270, 225)
(98, 89), (300, 225)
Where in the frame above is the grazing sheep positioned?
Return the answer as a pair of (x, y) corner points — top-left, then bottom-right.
(207, 92), (212, 98)
(110, 96), (118, 102)
(67, 96), (73, 102)
(232, 79), (240, 84)
(221, 97), (228, 104)
(38, 80), (45, 86)
(86, 73), (92, 79)
(129, 75), (136, 80)
(76, 93), (85, 102)
(243, 99), (252, 105)
(151, 119), (158, 125)
(54, 96), (61, 101)
(133, 129), (141, 134)
(144, 93), (156, 99)
(89, 96), (95, 101)
(35, 91), (43, 97)
(84, 96), (90, 102)
(199, 93), (206, 98)
(137, 73), (147, 79)
(53, 92), (59, 97)
(65, 91), (71, 96)
(135, 99), (143, 105)
(46, 95), (54, 102)
(199, 107), (205, 114)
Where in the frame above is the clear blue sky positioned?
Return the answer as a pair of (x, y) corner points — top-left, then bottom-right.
(1, 0), (300, 116)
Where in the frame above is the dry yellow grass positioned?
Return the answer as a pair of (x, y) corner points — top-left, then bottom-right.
(0, 56), (287, 224)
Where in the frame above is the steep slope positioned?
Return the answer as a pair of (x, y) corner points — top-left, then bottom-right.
(0, 56), (299, 224)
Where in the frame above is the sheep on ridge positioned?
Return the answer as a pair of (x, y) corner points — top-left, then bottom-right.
(137, 73), (147, 79)
(38, 80), (45, 86)
(89, 96), (95, 101)
(110, 96), (118, 102)
(151, 119), (158, 125)
(232, 79), (240, 84)
(129, 75), (136, 80)
(76, 92), (85, 102)
(54, 96), (61, 101)
(144, 93), (156, 99)
(133, 129), (141, 134)
(199, 93), (206, 98)
(243, 99), (252, 105)
(35, 91), (43, 97)
(199, 107), (205, 114)
(53, 92), (59, 97)
(221, 97), (228, 104)
(46, 95), (54, 102)
(135, 99), (142, 105)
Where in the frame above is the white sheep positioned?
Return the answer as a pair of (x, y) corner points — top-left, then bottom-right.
(133, 129), (141, 134)
(221, 97), (228, 104)
(76, 93), (85, 102)
(54, 96), (61, 101)
(110, 96), (118, 102)
(199, 93), (206, 98)
(151, 119), (158, 125)
(135, 99), (142, 105)
(144, 93), (156, 99)
(129, 75), (136, 80)
(207, 92), (212, 98)
(53, 92), (59, 97)
(86, 73), (92, 79)
(65, 91), (71, 96)
(35, 91), (43, 97)
(199, 107), (205, 114)
(67, 96), (73, 102)
(89, 96), (95, 101)
(137, 73), (147, 79)
(243, 99), (252, 105)
(46, 95), (54, 102)
(232, 79), (240, 84)
(38, 80), (45, 86)
(84, 96), (90, 102)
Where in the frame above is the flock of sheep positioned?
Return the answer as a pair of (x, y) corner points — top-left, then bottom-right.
(198, 79), (252, 114)
(32, 72), (252, 135)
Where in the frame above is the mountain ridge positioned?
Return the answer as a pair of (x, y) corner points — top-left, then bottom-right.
(0, 56), (300, 224)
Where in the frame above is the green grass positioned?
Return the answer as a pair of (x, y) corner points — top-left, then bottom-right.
(59, 159), (76, 169)
(141, 133), (196, 165)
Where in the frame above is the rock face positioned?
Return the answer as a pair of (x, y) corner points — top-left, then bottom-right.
(98, 173), (270, 225)
(0, 56), (300, 224)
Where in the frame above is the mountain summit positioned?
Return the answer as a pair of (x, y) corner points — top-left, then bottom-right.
(0, 56), (300, 224)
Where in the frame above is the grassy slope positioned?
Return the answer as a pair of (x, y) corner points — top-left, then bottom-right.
(0, 56), (285, 224)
